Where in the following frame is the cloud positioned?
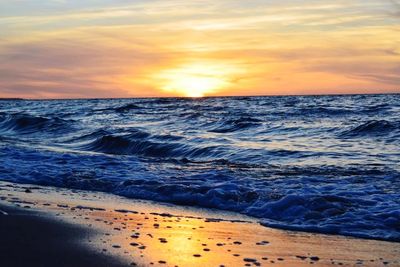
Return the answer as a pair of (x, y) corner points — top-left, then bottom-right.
(0, 0), (399, 98)
(390, 0), (400, 16)
(0, 31), (170, 98)
(352, 73), (400, 85)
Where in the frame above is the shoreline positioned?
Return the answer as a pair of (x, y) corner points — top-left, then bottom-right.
(0, 181), (399, 266)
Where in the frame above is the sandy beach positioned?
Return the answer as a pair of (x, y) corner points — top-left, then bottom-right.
(0, 181), (398, 267)
(0, 203), (127, 267)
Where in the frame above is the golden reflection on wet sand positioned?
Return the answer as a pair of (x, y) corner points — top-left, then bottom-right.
(1, 181), (399, 267)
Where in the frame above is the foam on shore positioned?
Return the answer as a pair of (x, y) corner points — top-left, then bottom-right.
(1, 181), (399, 267)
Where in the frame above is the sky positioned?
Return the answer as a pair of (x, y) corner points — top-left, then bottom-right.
(0, 0), (399, 98)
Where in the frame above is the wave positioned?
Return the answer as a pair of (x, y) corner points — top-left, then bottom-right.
(0, 113), (73, 135)
(362, 103), (391, 113)
(295, 107), (355, 116)
(67, 129), (113, 142)
(114, 175), (400, 242)
(256, 195), (400, 241)
(209, 117), (262, 133)
(2, 142), (400, 242)
(114, 103), (142, 112)
(94, 103), (142, 113)
(76, 131), (223, 159)
(340, 120), (400, 137)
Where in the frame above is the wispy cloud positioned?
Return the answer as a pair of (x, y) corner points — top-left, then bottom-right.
(0, 0), (399, 98)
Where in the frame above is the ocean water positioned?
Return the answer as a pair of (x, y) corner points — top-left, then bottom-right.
(0, 95), (399, 241)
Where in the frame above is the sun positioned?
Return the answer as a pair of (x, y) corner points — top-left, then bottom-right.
(154, 62), (235, 97)
(163, 75), (225, 97)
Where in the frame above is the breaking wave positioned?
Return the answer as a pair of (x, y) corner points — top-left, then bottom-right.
(0, 113), (73, 134)
(341, 120), (400, 137)
(76, 131), (223, 159)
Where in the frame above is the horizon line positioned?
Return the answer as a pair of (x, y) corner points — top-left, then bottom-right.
(0, 91), (399, 101)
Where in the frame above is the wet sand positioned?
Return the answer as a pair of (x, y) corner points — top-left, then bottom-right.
(0, 181), (399, 267)
(0, 204), (127, 267)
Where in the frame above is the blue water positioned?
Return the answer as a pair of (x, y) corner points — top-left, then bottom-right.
(0, 95), (399, 241)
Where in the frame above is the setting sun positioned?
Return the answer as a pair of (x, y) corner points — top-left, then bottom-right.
(163, 75), (223, 97)
(153, 62), (238, 97)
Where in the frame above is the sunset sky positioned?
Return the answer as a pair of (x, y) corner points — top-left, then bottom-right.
(0, 0), (399, 98)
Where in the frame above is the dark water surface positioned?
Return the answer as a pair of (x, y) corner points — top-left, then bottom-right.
(0, 95), (399, 241)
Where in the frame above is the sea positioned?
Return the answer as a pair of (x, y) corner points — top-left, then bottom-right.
(0, 94), (399, 241)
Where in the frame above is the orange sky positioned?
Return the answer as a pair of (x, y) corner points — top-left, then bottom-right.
(0, 0), (399, 98)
